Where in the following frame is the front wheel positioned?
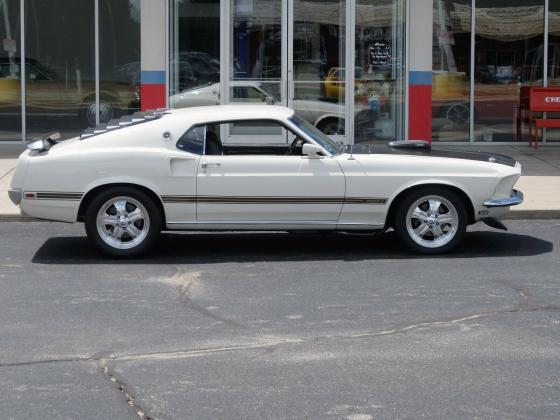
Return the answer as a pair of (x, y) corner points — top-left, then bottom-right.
(85, 187), (161, 258)
(394, 187), (467, 254)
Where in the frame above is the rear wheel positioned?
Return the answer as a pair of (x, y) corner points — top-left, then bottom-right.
(85, 187), (161, 258)
(394, 187), (467, 254)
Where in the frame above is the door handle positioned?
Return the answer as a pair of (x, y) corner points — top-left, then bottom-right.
(201, 162), (221, 169)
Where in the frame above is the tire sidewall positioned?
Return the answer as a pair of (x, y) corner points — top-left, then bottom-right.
(85, 187), (162, 258)
(394, 187), (467, 254)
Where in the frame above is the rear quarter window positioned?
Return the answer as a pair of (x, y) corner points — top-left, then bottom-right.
(177, 125), (205, 154)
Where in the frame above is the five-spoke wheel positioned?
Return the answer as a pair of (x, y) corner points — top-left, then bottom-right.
(85, 187), (161, 258)
(395, 187), (467, 254)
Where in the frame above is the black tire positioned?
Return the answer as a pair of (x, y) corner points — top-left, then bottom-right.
(394, 186), (467, 254)
(85, 187), (162, 258)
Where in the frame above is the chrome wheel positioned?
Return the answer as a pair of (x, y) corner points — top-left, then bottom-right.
(405, 195), (458, 249)
(96, 196), (150, 250)
(86, 102), (114, 125)
(446, 103), (469, 126)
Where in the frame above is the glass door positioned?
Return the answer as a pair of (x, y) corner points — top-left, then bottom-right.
(289, 0), (347, 142)
(223, 0), (289, 144)
(219, 0), (404, 145)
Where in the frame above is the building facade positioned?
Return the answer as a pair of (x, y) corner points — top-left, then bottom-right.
(0, 0), (558, 144)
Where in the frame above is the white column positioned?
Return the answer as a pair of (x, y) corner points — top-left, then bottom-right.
(140, 0), (167, 110)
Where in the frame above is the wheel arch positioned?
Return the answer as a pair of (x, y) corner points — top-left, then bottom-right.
(384, 182), (476, 228)
(77, 182), (166, 226)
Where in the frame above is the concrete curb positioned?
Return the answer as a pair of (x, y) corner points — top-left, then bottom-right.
(503, 210), (560, 220)
(0, 214), (45, 222)
(1, 211), (559, 223)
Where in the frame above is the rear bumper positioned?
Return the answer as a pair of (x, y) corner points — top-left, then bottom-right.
(8, 188), (21, 205)
(483, 189), (524, 208)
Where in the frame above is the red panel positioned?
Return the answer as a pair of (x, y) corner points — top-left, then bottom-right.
(141, 84), (166, 111)
(408, 85), (432, 142)
(529, 87), (560, 112)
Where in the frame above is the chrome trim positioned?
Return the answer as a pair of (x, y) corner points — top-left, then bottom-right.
(165, 220), (384, 229)
(8, 188), (22, 205)
(483, 189), (524, 208)
(24, 191), (83, 201)
(161, 195), (388, 205)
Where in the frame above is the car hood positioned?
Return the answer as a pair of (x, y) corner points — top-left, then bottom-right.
(345, 144), (517, 167)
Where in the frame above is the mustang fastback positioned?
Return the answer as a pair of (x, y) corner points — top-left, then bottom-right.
(8, 105), (523, 258)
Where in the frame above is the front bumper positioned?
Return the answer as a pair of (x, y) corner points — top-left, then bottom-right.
(483, 189), (523, 208)
(8, 188), (21, 205)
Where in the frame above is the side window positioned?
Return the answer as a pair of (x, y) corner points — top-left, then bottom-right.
(232, 86), (268, 103)
(0, 63), (20, 79)
(25, 64), (49, 81)
(176, 125), (205, 154)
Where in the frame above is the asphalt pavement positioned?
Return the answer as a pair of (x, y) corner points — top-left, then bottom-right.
(0, 220), (559, 419)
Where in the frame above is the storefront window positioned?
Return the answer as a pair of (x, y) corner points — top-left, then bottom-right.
(355, 0), (405, 143)
(24, 0), (95, 139)
(99, 0), (141, 124)
(474, 0), (544, 142)
(292, 0), (346, 137)
(169, 0), (220, 108)
(0, 0), (21, 141)
(547, 0), (560, 142)
(432, 0), (471, 142)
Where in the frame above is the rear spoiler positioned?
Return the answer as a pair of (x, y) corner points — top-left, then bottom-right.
(80, 108), (170, 140)
(26, 132), (61, 153)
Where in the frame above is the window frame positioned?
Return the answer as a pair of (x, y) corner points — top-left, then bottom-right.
(175, 118), (330, 156)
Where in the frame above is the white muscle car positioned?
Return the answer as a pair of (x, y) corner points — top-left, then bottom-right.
(8, 105), (523, 258)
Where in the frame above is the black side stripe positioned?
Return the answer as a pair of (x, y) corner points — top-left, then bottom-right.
(161, 196), (387, 205)
(31, 192), (84, 201)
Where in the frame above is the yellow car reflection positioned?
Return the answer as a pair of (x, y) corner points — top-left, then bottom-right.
(323, 67), (369, 101)
(0, 58), (139, 125)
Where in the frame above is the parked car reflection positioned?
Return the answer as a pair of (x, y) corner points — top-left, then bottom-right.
(169, 80), (378, 138)
(0, 57), (138, 126)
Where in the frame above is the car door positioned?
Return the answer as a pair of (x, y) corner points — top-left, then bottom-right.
(196, 122), (345, 223)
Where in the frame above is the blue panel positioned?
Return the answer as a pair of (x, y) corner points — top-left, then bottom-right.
(141, 70), (166, 85)
(409, 71), (432, 86)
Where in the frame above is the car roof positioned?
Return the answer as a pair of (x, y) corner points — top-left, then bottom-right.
(165, 105), (294, 124)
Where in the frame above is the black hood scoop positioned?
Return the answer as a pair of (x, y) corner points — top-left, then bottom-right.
(347, 141), (517, 167)
(388, 140), (431, 150)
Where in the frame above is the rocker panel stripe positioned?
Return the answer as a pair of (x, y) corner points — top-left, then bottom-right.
(161, 196), (387, 205)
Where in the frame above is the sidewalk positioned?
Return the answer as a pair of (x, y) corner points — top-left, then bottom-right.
(1, 144), (559, 221)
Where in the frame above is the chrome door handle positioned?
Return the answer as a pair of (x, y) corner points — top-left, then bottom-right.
(201, 162), (221, 169)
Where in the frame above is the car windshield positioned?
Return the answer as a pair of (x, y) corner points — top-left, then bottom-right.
(288, 115), (341, 155)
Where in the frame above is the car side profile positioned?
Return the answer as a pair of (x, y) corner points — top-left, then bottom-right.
(9, 105), (523, 258)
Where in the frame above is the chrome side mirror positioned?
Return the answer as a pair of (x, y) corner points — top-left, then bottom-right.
(302, 143), (324, 159)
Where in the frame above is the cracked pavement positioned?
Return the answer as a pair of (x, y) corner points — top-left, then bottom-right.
(0, 220), (559, 419)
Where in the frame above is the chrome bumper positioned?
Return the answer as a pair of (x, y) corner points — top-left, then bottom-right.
(8, 188), (21, 205)
(483, 189), (524, 208)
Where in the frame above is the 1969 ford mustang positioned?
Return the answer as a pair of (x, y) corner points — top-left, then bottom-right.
(8, 105), (523, 258)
